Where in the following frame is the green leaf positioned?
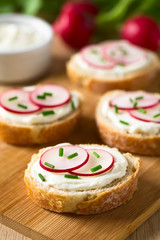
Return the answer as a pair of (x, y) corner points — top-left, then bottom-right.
(20, 0), (42, 15)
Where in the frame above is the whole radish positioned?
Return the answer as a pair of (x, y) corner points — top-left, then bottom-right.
(121, 15), (160, 51)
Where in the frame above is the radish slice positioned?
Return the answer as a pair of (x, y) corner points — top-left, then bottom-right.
(70, 148), (114, 176)
(110, 92), (159, 110)
(30, 84), (71, 108)
(40, 145), (89, 173)
(129, 103), (160, 123)
(81, 45), (115, 69)
(0, 88), (41, 114)
(102, 41), (146, 65)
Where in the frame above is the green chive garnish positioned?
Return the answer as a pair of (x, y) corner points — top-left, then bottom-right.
(44, 162), (55, 169)
(114, 104), (119, 114)
(59, 148), (63, 157)
(42, 110), (55, 116)
(37, 95), (45, 99)
(129, 98), (133, 103)
(100, 57), (106, 62)
(17, 103), (28, 109)
(117, 63), (125, 66)
(38, 173), (45, 182)
(44, 92), (53, 97)
(133, 102), (138, 108)
(64, 174), (78, 179)
(93, 151), (100, 158)
(91, 49), (98, 54)
(71, 99), (75, 110)
(8, 96), (18, 101)
(153, 113), (160, 118)
(67, 152), (78, 159)
(110, 51), (115, 56)
(119, 120), (129, 125)
(135, 96), (143, 100)
(91, 165), (102, 173)
(138, 108), (147, 114)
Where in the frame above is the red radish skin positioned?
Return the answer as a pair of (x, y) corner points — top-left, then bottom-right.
(81, 45), (115, 69)
(40, 145), (89, 173)
(110, 92), (159, 110)
(30, 84), (71, 108)
(70, 148), (114, 176)
(121, 15), (160, 51)
(61, 2), (98, 16)
(0, 88), (41, 114)
(129, 103), (160, 124)
(53, 1), (98, 49)
(102, 41), (146, 65)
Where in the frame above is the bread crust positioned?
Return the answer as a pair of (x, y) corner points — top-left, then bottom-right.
(66, 53), (160, 93)
(96, 91), (160, 155)
(0, 109), (80, 145)
(24, 144), (140, 215)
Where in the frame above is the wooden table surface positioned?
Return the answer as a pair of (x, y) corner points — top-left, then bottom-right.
(0, 38), (160, 240)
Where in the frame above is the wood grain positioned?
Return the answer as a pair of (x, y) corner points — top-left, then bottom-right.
(0, 50), (160, 240)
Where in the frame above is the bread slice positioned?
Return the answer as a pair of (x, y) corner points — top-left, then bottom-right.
(24, 144), (140, 215)
(66, 51), (160, 94)
(96, 90), (160, 155)
(0, 108), (80, 145)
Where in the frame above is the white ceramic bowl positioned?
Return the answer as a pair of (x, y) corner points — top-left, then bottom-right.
(0, 14), (53, 83)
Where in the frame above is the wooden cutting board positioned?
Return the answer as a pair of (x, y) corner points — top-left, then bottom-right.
(0, 56), (160, 240)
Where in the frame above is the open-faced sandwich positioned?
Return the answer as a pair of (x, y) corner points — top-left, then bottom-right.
(96, 90), (160, 155)
(0, 84), (81, 145)
(67, 40), (159, 93)
(24, 143), (139, 214)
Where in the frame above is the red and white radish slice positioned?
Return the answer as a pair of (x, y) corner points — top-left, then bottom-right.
(0, 88), (41, 114)
(102, 41), (146, 65)
(30, 84), (71, 108)
(40, 145), (89, 173)
(70, 148), (114, 176)
(129, 103), (160, 123)
(110, 92), (159, 110)
(81, 45), (115, 69)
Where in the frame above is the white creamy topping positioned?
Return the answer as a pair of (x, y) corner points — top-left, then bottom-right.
(0, 91), (80, 125)
(0, 23), (44, 51)
(31, 143), (128, 191)
(102, 92), (160, 135)
(74, 52), (154, 79)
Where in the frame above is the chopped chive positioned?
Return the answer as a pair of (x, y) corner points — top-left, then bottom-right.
(64, 174), (78, 179)
(67, 152), (78, 159)
(119, 120), (129, 125)
(91, 165), (102, 173)
(100, 57), (106, 62)
(135, 96), (143, 100)
(93, 151), (100, 158)
(91, 49), (98, 54)
(8, 96), (18, 101)
(44, 162), (55, 169)
(133, 102), (138, 108)
(44, 92), (53, 97)
(153, 113), (160, 118)
(114, 104), (119, 114)
(71, 99), (75, 110)
(110, 51), (115, 56)
(117, 63), (125, 66)
(17, 103), (28, 109)
(42, 110), (55, 116)
(129, 98), (133, 103)
(138, 108), (147, 114)
(59, 148), (63, 157)
(38, 173), (45, 182)
(37, 95), (46, 99)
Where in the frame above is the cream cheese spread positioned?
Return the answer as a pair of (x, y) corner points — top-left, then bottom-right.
(0, 91), (80, 125)
(31, 143), (128, 191)
(74, 52), (154, 79)
(0, 23), (44, 51)
(102, 92), (160, 135)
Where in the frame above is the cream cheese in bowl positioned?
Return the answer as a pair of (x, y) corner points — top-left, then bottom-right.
(0, 14), (53, 83)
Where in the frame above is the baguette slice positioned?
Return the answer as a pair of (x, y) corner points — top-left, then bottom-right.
(96, 90), (160, 155)
(24, 144), (140, 215)
(0, 108), (80, 145)
(66, 50), (160, 94)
